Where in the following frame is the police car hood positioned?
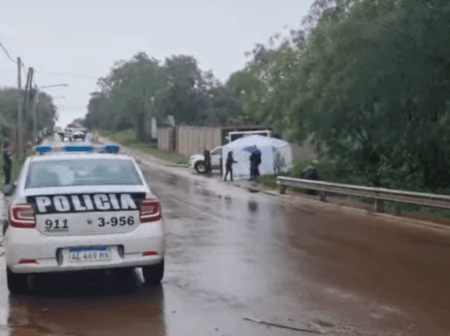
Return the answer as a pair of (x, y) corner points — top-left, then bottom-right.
(190, 154), (204, 161)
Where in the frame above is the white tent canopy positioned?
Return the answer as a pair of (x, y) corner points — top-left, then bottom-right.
(222, 135), (293, 180)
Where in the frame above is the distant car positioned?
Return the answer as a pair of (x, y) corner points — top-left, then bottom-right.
(189, 146), (223, 174)
(72, 131), (86, 141)
(58, 128), (86, 142)
(4, 143), (165, 294)
(58, 129), (73, 142)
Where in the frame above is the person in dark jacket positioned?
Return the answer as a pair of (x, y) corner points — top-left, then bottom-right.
(255, 151), (261, 179)
(302, 163), (320, 195)
(3, 139), (12, 185)
(249, 149), (261, 181)
(204, 149), (211, 175)
(302, 164), (319, 180)
(224, 151), (237, 181)
(249, 152), (257, 180)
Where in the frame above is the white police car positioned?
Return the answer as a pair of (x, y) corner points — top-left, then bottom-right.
(4, 143), (165, 294)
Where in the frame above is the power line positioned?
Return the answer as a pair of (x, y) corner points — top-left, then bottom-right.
(0, 40), (17, 64)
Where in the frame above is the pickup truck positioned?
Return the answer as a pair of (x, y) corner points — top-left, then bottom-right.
(189, 146), (223, 174)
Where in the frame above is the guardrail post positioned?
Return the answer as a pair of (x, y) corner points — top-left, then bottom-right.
(319, 191), (327, 202)
(394, 203), (401, 216)
(280, 184), (287, 195)
(374, 199), (385, 213)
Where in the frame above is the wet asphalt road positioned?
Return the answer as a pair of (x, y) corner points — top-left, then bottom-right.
(3, 142), (450, 335)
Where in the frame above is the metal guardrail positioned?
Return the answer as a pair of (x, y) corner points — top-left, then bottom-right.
(277, 176), (450, 212)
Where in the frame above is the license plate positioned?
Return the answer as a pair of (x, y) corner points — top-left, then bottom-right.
(69, 247), (111, 262)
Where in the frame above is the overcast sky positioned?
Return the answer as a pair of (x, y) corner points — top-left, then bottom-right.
(0, 0), (313, 128)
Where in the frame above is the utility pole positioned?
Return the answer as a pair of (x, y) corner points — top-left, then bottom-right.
(16, 57), (22, 155)
(21, 67), (33, 154)
(32, 85), (39, 144)
(23, 68), (31, 116)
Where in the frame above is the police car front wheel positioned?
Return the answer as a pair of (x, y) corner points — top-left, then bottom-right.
(142, 260), (164, 285)
(195, 161), (206, 174)
(7, 267), (28, 294)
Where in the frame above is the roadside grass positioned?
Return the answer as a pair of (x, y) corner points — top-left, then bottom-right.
(13, 148), (34, 181)
(259, 174), (278, 189)
(1, 147), (34, 193)
(98, 129), (189, 165)
(267, 158), (450, 225)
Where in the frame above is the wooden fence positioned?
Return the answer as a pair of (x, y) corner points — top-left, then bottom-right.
(158, 126), (222, 157)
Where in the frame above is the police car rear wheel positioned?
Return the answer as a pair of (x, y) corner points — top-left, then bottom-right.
(142, 260), (164, 285)
(7, 267), (28, 294)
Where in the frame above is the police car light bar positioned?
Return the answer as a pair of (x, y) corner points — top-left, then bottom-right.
(34, 145), (53, 154)
(34, 143), (120, 155)
(64, 144), (94, 152)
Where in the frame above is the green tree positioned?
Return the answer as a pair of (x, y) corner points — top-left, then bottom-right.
(157, 55), (208, 125)
(86, 52), (243, 134)
(230, 0), (450, 192)
(0, 87), (57, 144)
(97, 52), (165, 140)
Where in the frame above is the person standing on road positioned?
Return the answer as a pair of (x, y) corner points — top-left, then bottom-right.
(204, 148), (212, 175)
(224, 151), (237, 181)
(2, 139), (12, 185)
(249, 152), (257, 181)
(250, 150), (261, 181)
(255, 151), (261, 180)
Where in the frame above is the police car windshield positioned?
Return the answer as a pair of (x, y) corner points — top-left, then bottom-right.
(25, 159), (142, 188)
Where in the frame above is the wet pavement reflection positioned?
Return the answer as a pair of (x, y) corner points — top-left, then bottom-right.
(5, 269), (166, 336)
(3, 157), (450, 335)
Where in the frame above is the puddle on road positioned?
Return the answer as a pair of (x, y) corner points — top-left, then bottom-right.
(248, 201), (258, 215)
(166, 174), (178, 186)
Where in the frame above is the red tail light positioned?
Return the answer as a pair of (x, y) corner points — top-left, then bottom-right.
(140, 199), (161, 223)
(142, 251), (158, 257)
(9, 204), (36, 228)
(19, 259), (37, 264)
